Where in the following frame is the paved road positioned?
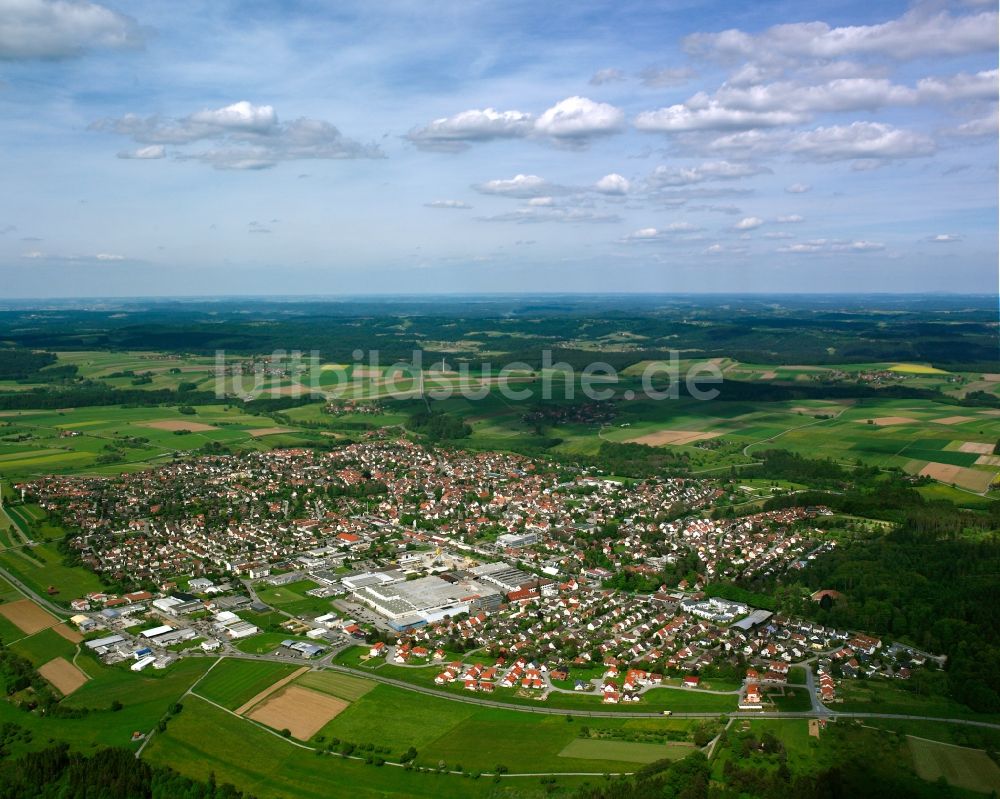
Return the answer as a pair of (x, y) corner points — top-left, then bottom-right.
(0, 562), (70, 618)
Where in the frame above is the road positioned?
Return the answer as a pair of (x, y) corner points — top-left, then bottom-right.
(0, 562), (70, 618)
(189, 649), (1000, 731)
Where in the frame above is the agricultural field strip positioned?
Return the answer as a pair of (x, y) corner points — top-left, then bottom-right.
(233, 666), (310, 715)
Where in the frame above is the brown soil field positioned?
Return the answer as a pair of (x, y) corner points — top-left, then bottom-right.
(759, 370), (778, 379)
(246, 427), (295, 437)
(247, 685), (348, 740)
(857, 417), (918, 426)
(975, 455), (1000, 467)
(52, 623), (83, 643)
(982, 374), (1000, 382)
(38, 657), (88, 696)
(919, 463), (995, 492)
(141, 420), (218, 432)
(628, 429), (722, 446)
(350, 367), (382, 378)
(234, 666), (309, 715)
(932, 416), (977, 425)
(958, 442), (995, 454)
(0, 599), (58, 634)
(980, 410), (1000, 417)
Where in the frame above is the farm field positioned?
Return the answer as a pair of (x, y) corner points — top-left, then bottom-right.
(193, 658), (303, 710)
(37, 656), (89, 696)
(0, 655), (213, 750)
(558, 737), (695, 764)
(247, 684), (349, 740)
(908, 735), (1000, 793)
(144, 694), (578, 798)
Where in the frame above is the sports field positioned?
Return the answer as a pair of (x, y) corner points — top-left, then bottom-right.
(909, 735), (1000, 793)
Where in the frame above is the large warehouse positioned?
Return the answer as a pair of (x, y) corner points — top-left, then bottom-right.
(351, 572), (503, 629)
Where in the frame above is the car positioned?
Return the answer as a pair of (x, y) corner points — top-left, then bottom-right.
(662, 710), (672, 716)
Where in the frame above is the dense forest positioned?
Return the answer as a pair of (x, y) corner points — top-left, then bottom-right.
(0, 295), (995, 368)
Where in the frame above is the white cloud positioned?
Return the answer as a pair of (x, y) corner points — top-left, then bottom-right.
(648, 160), (770, 186)
(0, 0), (142, 60)
(775, 214), (803, 223)
(785, 183), (811, 193)
(534, 96), (625, 140)
(590, 68), (626, 85)
(735, 216), (764, 230)
(927, 233), (962, 243)
(625, 222), (702, 241)
(92, 102), (382, 169)
(117, 144), (165, 160)
(594, 173), (630, 195)
(527, 196), (554, 206)
(635, 97), (805, 132)
(684, 8), (998, 62)
(424, 200), (471, 209)
(639, 66), (696, 87)
(477, 207), (620, 224)
(473, 174), (557, 198)
(94, 252), (125, 260)
(948, 105), (999, 138)
(777, 238), (884, 253)
(406, 108), (533, 151)
(788, 122), (935, 160)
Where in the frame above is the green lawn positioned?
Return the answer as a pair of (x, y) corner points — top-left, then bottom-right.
(296, 670), (375, 702)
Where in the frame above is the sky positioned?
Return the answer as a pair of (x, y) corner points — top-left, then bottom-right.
(0, 0), (997, 297)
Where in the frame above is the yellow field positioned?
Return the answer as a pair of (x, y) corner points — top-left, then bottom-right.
(888, 363), (949, 375)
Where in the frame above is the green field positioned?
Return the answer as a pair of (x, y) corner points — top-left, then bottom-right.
(908, 735), (1000, 793)
(193, 658), (301, 710)
(0, 656), (213, 750)
(144, 694), (578, 798)
(10, 627), (77, 665)
(558, 737), (695, 763)
(296, 670), (375, 701)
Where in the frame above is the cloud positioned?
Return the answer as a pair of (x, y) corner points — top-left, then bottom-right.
(527, 196), (554, 206)
(22, 250), (130, 262)
(0, 0), (142, 60)
(534, 96), (625, 141)
(117, 144), (165, 160)
(248, 221), (271, 234)
(775, 214), (803, 223)
(735, 216), (764, 230)
(788, 122), (935, 161)
(476, 207), (620, 224)
(704, 243), (747, 255)
(406, 108), (533, 151)
(785, 183), (811, 193)
(407, 96), (623, 151)
(927, 233), (962, 243)
(590, 68), (626, 85)
(624, 222), (702, 241)
(684, 8), (998, 62)
(639, 66), (696, 87)
(648, 160), (770, 186)
(777, 238), (884, 253)
(594, 173), (630, 195)
(92, 101), (382, 169)
(635, 97), (805, 133)
(424, 199), (471, 209)
(947, 105), (999, 138)
(473, 174), (559, 198)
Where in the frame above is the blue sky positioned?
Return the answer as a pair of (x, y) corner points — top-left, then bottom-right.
(0, 0), (996, 296)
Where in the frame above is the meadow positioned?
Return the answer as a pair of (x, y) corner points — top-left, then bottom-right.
(192, 658), (302, 710)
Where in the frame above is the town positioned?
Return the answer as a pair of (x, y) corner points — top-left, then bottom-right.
(16, 438), (940, 714)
